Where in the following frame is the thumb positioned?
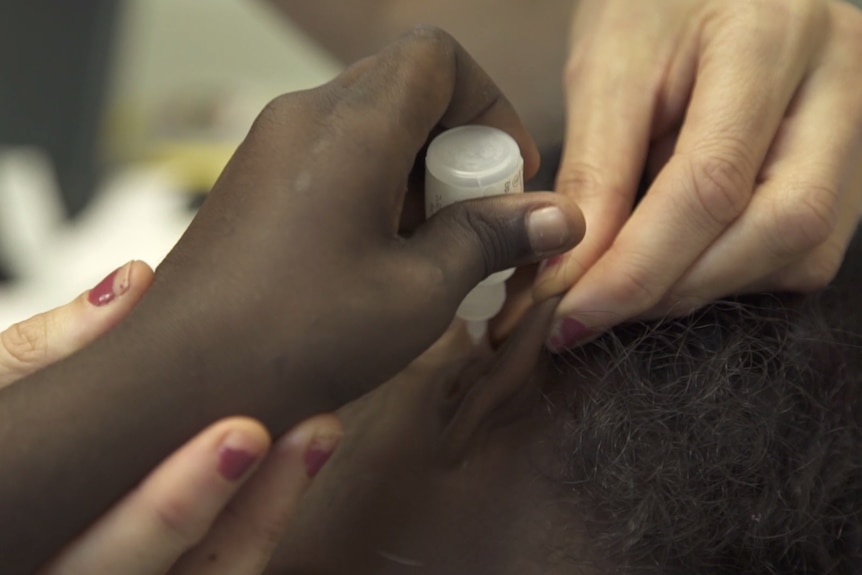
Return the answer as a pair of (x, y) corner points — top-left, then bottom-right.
(0, 260), (154, 388)
(408, 192), (585, 304)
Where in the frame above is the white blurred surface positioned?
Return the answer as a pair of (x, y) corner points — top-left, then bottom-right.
(0, 149), (193, 329)
(0, 1), (339, 329)
(108, 0), (341, 154)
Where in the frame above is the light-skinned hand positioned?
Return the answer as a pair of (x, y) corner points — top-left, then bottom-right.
(0, 261), (340, 574)
(536, 0), (862, 349)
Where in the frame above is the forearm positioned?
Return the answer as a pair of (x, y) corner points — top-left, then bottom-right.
(266, 0), (396, 62)
(269, 0), (572, 147)
(0, 280), (331, 574)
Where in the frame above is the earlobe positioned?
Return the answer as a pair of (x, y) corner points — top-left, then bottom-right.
(436, 298), (560, 467)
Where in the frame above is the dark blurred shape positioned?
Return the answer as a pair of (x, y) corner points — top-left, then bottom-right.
(0, 0), (122, 218)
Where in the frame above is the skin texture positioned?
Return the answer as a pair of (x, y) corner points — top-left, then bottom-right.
(3, 4), (858, 567)
(265, 299), (589, 575)
(267, 0), (572, 148)
(257, 234), (861, 575)
(268, 0), (862, 347)
(0, 30), (586, 574)
(541, 0), (862, 346)
(0, 261), (155, 386)
(0, 262), (343, 575)
(3, 165), (858, 575)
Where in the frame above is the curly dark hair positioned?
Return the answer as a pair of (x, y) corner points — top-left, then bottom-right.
(549, 238), (862, 574)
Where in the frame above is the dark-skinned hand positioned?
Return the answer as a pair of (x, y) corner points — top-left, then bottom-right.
(0, 27), (583, 574)
(150, 25), (584, 404)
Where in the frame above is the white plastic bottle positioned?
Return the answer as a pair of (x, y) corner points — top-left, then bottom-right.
(425, 125), (524, 342)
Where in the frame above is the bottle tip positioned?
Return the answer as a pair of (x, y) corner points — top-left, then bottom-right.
(466, 320), (488, 344)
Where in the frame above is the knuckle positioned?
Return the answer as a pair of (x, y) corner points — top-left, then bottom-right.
(406, 23), (454, 47)
(453, 203), (516, 278)
(399, 25), (458, 72)
(769, 183), (839, 255)
(602, 251), (661, 311)
(254, 93), (294, 131)
(404, 25), (459, 83)
(221, 499), (286, 549)
(145, 491), (208, 550)
(684, 148), (752, 228)
(252, 90), (321, 134)
(0, 318), (48, 371)
(782, 243), (844, 292)
(555, 161), (613, 201)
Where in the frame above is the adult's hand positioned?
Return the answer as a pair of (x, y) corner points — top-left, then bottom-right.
(39, 414), (340, 575)
(0, 27), (584, 574)
(536, 0), (862, 349)
(0, 262), (340, 575)
(148, 25), (584, 404)
(0, 260), (153, 387)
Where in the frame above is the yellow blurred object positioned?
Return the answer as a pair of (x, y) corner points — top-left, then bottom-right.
(148, 140), (238, 193)
(103, 88), (258, 193)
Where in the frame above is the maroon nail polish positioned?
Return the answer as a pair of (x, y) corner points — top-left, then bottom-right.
(305, 445), (335, 478)
(87, 262), (132, 307)
(218, 447), (257, 481)
(87, 268), (120, 306)
(546, 317), (592, 352)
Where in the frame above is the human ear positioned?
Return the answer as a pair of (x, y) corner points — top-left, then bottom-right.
(435, 298), (559, 466)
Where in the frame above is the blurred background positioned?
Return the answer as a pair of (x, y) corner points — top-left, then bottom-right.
(0, 0), (340, 327)
(2, 0), (861, 329)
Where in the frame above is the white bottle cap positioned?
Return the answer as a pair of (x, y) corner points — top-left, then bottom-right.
(425, 126), (524, 328)
(425, 125), (523, 193)
(465, 320), (489, 344)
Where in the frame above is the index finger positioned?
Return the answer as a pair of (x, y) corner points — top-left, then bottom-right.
(330, 26), (540, 192)
(547, 2), (826, 342)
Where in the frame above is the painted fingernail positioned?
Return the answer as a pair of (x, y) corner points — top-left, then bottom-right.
(546, 317), (592, 352)
(87, 261), (133, 307)
(304, 434), (340, 479)
(527, 207), (571, 255)
(217, 432), (261, 481)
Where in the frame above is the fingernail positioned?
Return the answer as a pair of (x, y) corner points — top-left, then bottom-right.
(546, 317), (592, 352)
(527, 206), (571, 255)
(304, 434), (340, 479)
(87, 261), (133, 307)
(217, 432), (261, 481)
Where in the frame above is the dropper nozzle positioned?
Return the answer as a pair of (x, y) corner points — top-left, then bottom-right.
(466, 320), (488, 344)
